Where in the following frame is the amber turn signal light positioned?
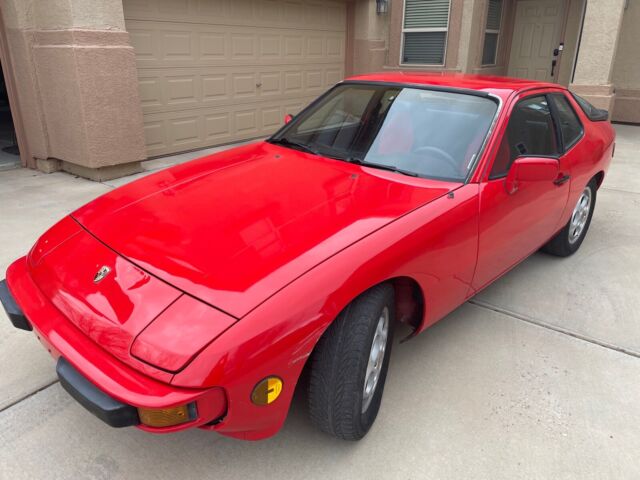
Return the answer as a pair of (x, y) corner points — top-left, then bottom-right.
(251, 377), (283, 406)
(138, 403), (195, 428)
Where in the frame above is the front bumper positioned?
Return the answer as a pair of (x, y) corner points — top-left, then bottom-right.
(2, 257), (226, 433)
(0, 279), (31, 331)
(56, 357), (140, 428)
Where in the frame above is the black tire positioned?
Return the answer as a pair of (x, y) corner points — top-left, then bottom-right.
(308, 284), (395, 440)
(542, 178), (597, 257)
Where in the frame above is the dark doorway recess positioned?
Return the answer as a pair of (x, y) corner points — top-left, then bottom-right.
(0, 60), (19, 170)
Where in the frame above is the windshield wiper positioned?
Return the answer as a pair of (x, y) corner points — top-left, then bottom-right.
(346, 156), (418, 177)
(268, 138), (319, 156)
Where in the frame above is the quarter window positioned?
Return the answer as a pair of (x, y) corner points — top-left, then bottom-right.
(402, 0), (451, 65)
(571, 93), (609, 121)
(490, 95), (558, 178)
(482, 0), (503, 65)
(549, 93), (583, 149)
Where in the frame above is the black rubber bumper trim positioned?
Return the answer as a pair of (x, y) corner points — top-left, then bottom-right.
(56, 357), (140, 428)
(0, 279), (32, 331)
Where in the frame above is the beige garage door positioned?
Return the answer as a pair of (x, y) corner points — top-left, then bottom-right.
(124, 0), (346, 157)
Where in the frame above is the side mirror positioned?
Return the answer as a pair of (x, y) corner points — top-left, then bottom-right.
(284, 114), (293, 124)
(505, 157), (559, 194)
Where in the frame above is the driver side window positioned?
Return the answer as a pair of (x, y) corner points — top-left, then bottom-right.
(490, 95), (559, 179)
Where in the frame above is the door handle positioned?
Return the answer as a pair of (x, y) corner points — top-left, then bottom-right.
(553, 174), (570, 186)
(551, 59), (557, 77)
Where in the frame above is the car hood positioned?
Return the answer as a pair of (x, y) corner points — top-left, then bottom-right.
(73, 142), (459, 318)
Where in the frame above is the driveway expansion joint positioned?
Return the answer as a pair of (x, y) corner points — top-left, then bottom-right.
(600, 186), (640, 196)
(468, 298), (640, 360)
(0, 379), (59, 414)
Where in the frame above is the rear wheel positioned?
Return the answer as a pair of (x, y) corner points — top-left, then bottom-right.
(543, 179), (597, 257)
(308, 284), (395, 440)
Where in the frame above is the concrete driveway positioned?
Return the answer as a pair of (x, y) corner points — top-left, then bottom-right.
(1, 125), (639, 479)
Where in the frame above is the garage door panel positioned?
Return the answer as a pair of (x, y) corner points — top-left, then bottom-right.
(125, 0), (345, 156)
(261, 106), (282, 129)
(142, 97), (317, 156)
(283, 1), (305, 24)
(163, 31), (194, 60)
(200, 33), (226, 59)
(128, 29), (156, 58)
(157, 0), (190, 15)
(205, 113), (231, 142)
(170, 116), (201, 146)
(125, 0), (345, 32)
(326, 68), (344, 85)
(137, 64), (341, 115)
(235, 110), (258, 135)
(138, 77), (164, 107)
(127, 21), (345, 68)
(259, 72), (282, 96)
(140, 91), (337, 118)
(259, 0), (283, 22)
(306, 70), (322, 89)
(233, 73), (257, 98)
(143, 120), (166, 150)
(166, 76), (198, 106)
(202, 74), (228, 100)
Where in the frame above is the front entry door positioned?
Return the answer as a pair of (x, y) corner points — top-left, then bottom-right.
(507, 0), (566, 82)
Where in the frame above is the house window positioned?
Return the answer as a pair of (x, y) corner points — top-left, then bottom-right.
(401, 0), (451, 65)
(482, 0), (503, 66)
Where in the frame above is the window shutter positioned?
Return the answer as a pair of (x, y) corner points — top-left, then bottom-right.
(482, 33), (499, 65)
(403, 32), (447, 64)
(482, 0), (502, 65)
(486, 0), (502, 30)
(404, 0), (450, 29)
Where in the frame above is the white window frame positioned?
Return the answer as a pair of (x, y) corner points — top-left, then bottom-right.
(399, 0), (452, 67)
(481, 0), (504, 66)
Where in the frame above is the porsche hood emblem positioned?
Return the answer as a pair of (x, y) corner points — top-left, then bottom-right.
(93, 265), (111, 284)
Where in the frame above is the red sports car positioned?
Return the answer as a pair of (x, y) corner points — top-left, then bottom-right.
(1, 73), (614, 441)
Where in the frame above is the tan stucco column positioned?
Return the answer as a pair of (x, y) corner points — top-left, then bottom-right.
(1, 0), (146, 180)
(611, 0), (640, 123)
(457, 0), (485, 73)
(570, 0), (626, 113)
(347, 0), (390, 75)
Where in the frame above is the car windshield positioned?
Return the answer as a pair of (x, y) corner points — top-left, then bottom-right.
(268, 83), (498, 181)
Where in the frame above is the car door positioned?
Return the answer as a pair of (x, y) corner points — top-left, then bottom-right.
(472, 92), (572, 291)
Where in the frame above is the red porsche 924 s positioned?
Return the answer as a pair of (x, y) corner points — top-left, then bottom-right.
(1, 73), (614, 441)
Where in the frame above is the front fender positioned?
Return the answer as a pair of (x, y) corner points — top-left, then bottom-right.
(172, 185), (479, 439)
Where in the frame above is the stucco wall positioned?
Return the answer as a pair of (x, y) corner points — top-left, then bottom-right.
(612, 0), (640, 123)
(470, 0), (515, 77)
(1, 0), (146, 179)
(386, 0), (464, 71)
(35, 0), (126, 30)
(570, 0), (626, 112)
(351, 0), (390, 74)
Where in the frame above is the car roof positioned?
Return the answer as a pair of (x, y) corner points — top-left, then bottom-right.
(344, 72), (563, 100)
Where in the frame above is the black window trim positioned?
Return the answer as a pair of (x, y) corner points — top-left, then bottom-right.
(547, 91), (584, 154)
(487, 92), (560, 180)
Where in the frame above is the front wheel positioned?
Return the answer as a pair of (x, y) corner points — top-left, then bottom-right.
(308, 284), (395, 440)
(542, 179), (597, 257)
